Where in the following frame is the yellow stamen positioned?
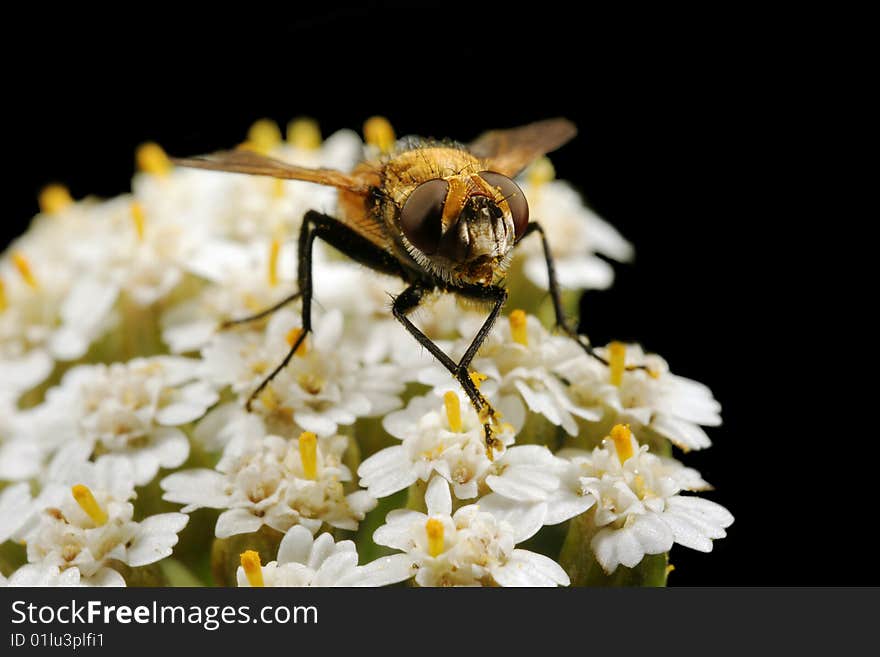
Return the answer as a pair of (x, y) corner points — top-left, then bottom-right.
(469, 371), (488, 389)
(610, 424), (635, 464)
(666, 564), (676, 576)
(0, 278), (7, 312)
(527, 156), (556, 189)
(258, 387), (280, 412)
(12, 252), (38, 290)
(298, 431), (318, 480)
(425, 518), (444, 557)
(130, 202), (146, 241)
(268, 237), (281, 287)
(240, 550), (264, 587)
(247, 118), (282, 155)
(136, 142), (172, 176)
(443, 391), (462, 432)
(71, 485), (107, 526)
(287, 117), (322, 150)
(509, 309), (528, 346)
(38, 184), (73, 215)
(272, 178), (285, 198)
(285, 327), (308, 356)
(363, 116), (395, 154)
(608, 341), (626, 386)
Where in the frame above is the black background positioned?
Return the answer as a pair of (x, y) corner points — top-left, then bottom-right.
(1, 7), (849, 584)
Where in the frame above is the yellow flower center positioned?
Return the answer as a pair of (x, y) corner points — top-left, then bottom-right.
(130, 202), (146, 241)
(444, 391), (462, 433)
(285, 327), (308, 356)
(425, 518), (445, 557)
(287, 117), (322, 150)
(268, 237), (281, 287)
(136, 142), (172, 177)
(71, 485), (107, 526)
(608, 341), (626, 386)
(298, 431), (318, 480)
(527, 156), (556, 189)
(240, 550), (264, 587)
(38, 184), (73, 215)
(610, 424), (635, 464)
(509, 309), (528, 346)
(247, 118), (282, 155)
(12, 252), (38, 290)
(363, 116), (395, 154)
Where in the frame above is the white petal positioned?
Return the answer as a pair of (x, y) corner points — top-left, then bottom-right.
(339, 554), (417, 587)
(125, 513), (189, 567)
(492, 550), (570, 587)
(592, 514), (673, 573)
(479, 495), (547, 543)
(151, 427), (191, 469)
(543, 491), (596, 525)
(424, 476), (452, 516)
(161, 469), (228, 511)
(215, 509), (265, 539)
(651, 415), (712, 450)
(0, 483), (33, 542)
(0, 442), (43, 482)
(277, 526), (315, 566)
(83, 567), (127, 587)
(312, 551), (359, 586)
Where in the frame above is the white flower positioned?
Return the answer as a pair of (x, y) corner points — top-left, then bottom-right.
(560, 342), (722, 450)
(1, 248), (112, 397)
(478, 445), (596, 539)
(236, 525), (414, 587)
(31, 356), (217, 486)
(135, 126), (361, 245)
(5, 456), (187, 586)
(373, 477), (569, 587)
(435, 310), (600, 436)
(0, 482), (35, 543)
(200, 307), (403, 437)
(1, 563), (88, 587)
(359, 392), (515, 500)
(562, 424), (733, 573)
(161, 431), (375, 538)
(161, 237), (298, 354)
(516, 165), (633, 291)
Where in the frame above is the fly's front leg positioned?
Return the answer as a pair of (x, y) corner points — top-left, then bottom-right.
(393, 283), (508, 457)
(245, 214), (316, 410)
(518, 222), (649, 373)
(246, 210), (407, 411)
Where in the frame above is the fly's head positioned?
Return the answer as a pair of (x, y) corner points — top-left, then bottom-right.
(398, 171), (529, 286)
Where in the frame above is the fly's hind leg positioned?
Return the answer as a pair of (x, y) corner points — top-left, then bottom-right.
(518, 222), (651, 373)
(245, 209), (407, 411)
(393, 283), (508, 457)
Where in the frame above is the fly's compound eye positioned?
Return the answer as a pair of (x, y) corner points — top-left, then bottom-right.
(400, 179), (449, 254)
(479, 171), (529, 239)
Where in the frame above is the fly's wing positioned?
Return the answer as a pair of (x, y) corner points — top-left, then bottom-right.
(173, 149), (393, 250)
(171, 150), (371, 194)
(469, 118), (577, 177)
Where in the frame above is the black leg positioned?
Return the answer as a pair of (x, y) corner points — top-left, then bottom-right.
(518, 221), (647, 372)
(220, 290), (302, 329)
(392, 283), (508, 456)
(245, 210), (408, 410)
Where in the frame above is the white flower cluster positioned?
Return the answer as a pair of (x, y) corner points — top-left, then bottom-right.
(0, 117), (731, 587)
